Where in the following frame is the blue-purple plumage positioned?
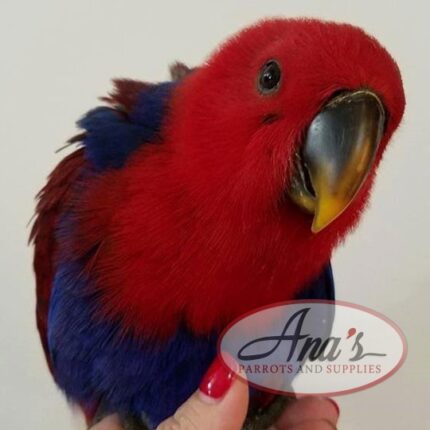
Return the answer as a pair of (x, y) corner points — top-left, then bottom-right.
(49, 256), (333, 427)
(79, 81), (175, 170)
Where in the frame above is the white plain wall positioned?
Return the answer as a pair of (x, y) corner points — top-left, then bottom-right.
(1, 1), (429, 429)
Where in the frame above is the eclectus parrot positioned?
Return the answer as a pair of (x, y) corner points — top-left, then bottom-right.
(31, 18), (405, 429)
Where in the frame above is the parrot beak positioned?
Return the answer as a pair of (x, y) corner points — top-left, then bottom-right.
(287, 90), (386, 233)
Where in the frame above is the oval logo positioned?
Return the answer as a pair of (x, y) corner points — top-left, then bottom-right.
(219, 301), (407, 396)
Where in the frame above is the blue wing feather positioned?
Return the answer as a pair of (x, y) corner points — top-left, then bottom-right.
(78, 82), (176, 170)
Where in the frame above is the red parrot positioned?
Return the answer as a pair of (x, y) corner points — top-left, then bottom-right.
(31, 18), (405, 429)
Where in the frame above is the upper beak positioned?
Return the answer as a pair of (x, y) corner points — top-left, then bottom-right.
(287, 90), (386, 233)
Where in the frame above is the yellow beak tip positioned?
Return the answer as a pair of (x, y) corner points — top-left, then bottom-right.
(311, 201), (347, 233)
(311, 196), (353, 233)
(311, 221), (327, 234)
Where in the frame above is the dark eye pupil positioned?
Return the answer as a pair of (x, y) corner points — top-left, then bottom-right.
(259, 60), (281, 93)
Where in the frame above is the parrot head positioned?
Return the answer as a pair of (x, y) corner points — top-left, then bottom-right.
(170, 18), (405, 246)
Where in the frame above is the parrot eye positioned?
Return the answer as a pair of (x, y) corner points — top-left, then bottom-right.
(258, 60), (282, 94)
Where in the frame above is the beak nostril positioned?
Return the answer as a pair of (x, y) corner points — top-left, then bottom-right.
(262, 113), (280, 124)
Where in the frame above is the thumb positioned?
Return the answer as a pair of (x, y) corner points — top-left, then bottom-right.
(157, 357), (248, 430)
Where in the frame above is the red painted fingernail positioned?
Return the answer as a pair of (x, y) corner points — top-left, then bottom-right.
(327, 398), (340, 417)
(199, 356), (236, 401)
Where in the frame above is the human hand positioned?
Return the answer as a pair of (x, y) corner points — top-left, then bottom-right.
(91, 358), (339, 430)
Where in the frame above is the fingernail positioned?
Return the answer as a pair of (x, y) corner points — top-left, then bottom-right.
(199, 356), (237, 401)
(327, 398), (340, 417)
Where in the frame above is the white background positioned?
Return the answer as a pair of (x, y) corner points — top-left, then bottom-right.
(1, 1), (429, 429)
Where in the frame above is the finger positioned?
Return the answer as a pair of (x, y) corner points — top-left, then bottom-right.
(90, 414), (123, 430)
(157, 357), (248, 430)
(273, 397), (339, 429)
